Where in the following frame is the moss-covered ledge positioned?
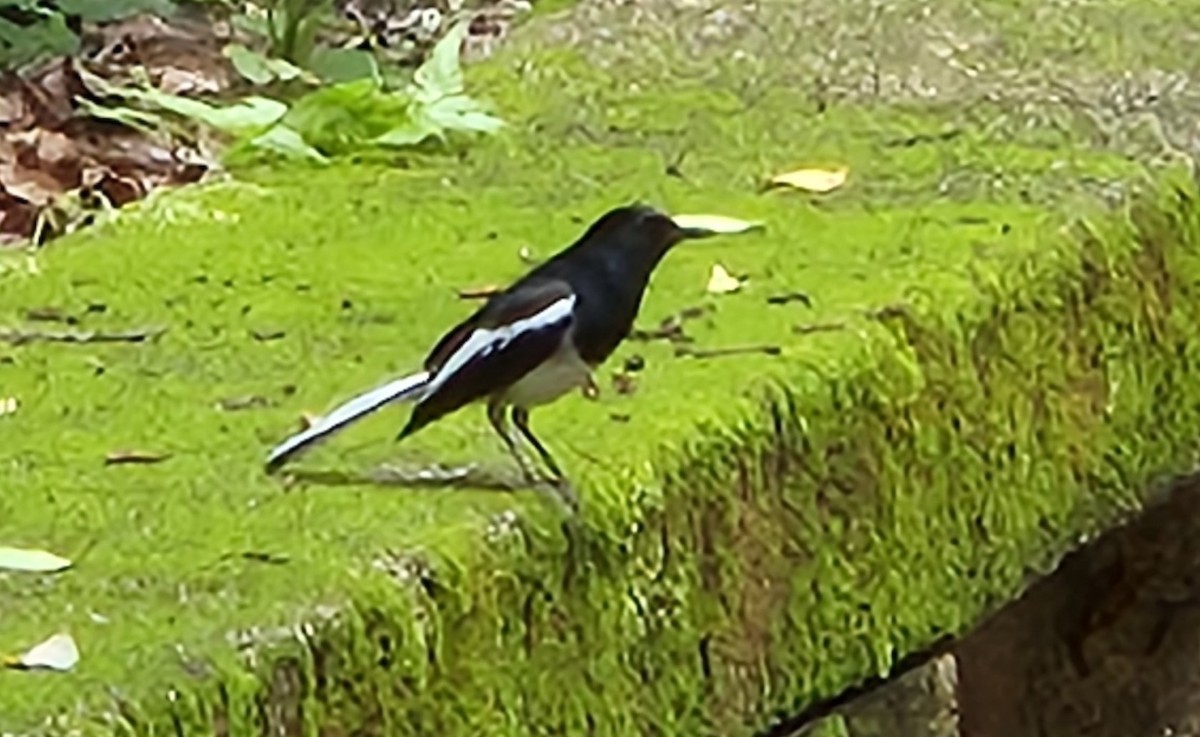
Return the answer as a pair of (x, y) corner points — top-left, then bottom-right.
(5, 0), (1200, 734)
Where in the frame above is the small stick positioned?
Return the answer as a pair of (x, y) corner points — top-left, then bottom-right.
(794, 321), (847, 335)
(675, 344), (782, 359)
(0, 326), (167, 346)
(457, 285), (503, 300)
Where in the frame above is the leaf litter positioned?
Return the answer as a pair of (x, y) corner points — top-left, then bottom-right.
(0, 1), (529, 250)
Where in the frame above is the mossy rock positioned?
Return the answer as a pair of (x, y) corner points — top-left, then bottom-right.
(3, 0), (1200, 734)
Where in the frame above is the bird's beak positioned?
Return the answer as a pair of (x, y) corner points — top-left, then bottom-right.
(678, 226), (718, 240)
(670, 214), (764, 241)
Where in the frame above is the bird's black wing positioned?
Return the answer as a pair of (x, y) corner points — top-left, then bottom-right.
(400, 279), (577, 437)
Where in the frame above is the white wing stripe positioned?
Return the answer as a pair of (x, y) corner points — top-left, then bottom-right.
(429, 294), (576, 393)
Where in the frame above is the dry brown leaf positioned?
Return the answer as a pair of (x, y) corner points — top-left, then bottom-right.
(0, 91), (23, 127)
(706, 264), (744, 294)
(769, 166), (849, 193)
(89, 14), (233, 95)
(0, 162), (63, 207)
(611, 372), (638, 395)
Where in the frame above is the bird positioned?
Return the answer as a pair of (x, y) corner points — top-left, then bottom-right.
(264, 203), (718, 487)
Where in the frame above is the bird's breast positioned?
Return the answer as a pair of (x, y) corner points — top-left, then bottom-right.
(498, 338), (593, 409)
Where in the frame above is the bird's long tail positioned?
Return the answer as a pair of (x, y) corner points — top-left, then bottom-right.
(265, 371), (431, 473)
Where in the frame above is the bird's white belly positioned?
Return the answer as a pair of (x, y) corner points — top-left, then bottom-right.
(500, 344), (593, 408)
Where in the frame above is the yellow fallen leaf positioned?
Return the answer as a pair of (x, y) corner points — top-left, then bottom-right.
(5, 632), (79, 672)
(672, 214), (764, 236)
(769, 166), (849, 193)
(0, 546), (71, 572)
(706, 264), (744, 294)
(0, 396), (16, 417)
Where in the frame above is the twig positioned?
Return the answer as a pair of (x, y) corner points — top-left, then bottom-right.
(794, 321), (847, 335)
(675, 344), (782, 359)
(457, 284), (503, 300)
(766, 291), (813, 307)
(105, 450), (171, 466)
(630, 304), (714, 344)
(250, 329), (286, 342)
(0, 326), (167, 346)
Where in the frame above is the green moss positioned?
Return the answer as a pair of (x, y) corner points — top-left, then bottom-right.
(2, 0), (1200, 734)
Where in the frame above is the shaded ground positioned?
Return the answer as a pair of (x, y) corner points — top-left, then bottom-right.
(2, 0), (1200, 735)
(788, 471), (1200, 737)
(524, 0), (1200, 189)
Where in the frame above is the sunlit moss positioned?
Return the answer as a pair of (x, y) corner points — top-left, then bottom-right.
(2, 8), (1200, 737)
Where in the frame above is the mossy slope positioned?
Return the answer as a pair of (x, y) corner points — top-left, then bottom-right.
(3, 0), (1200, 734)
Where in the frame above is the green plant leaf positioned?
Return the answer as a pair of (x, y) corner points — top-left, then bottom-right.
(374, 116), (443, 147)
(283, 79), (411, 155)
(0, 13), (79, 71)
(223, 43), (309, 86)
(422, 94), (504, 134)
(202, 96), (290, 134)
(249, 125), (329, 163)
(104, 84), (288, 135)
(308, 47), (380, 85)
(54, 0), (175, 23)
(75, 97), (164, 132)
(413, 20), (469, 99)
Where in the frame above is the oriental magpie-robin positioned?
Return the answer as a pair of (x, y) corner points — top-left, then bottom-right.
(264, 204), (715, 482)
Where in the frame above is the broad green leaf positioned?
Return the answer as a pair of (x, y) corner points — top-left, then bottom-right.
(0, 14), (79, 70)
(375, 116), (443, 147)
(75, 98), (164, 132)
(202, 96), (289, 134)
(114, 85), (218, 121)
(308, 47), (380, 85)
(283, 79), (410, 154)
(249, 125), (329, 163)
(223, 43), (308, 85)
(54, 0), (175, 22)
(413, 21), (469, 98)
(422, 94), (504, 134)
(114, 85), (287, 134)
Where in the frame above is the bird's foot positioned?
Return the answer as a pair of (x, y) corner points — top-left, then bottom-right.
(517, 467), (579, 515)
(548, 475), (580, 516)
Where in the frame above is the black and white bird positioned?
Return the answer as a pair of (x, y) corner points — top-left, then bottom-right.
(264, 204), (717, 483)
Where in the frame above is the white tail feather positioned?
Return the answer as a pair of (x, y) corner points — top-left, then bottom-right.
(265, 371), (431, 471)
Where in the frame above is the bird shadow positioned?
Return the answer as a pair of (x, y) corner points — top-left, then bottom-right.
(280, 461), (580, 513)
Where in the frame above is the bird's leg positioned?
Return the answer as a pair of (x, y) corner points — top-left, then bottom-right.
(511, 407), (564, 480)
(511, 407), (579, 513)
(487, 399), (540, 484)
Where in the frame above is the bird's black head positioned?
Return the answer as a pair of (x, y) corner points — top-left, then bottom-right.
(578, 203), (708, 258)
